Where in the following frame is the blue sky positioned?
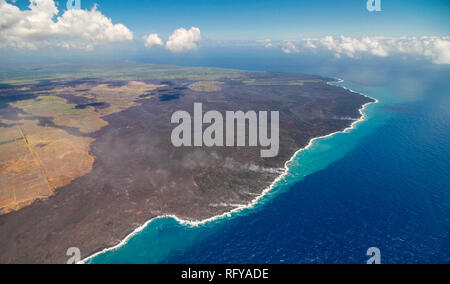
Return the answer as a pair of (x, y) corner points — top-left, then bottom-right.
(70, 0), (450, 39)
(9, 0), (450, 40)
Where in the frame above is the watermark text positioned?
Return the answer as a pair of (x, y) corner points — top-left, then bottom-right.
(171, 103), (279, 158)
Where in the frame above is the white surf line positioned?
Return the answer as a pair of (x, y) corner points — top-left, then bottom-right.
(80, 78), (378, 264)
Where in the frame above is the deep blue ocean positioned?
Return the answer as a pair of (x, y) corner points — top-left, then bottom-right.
(89, 53), (450, 264)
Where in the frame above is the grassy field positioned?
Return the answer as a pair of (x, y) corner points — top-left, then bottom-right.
(189, 81), (224, 92)
(12, 96), (108, 133)
(242, 78), (322, 86)
(0, 63), (248, 85)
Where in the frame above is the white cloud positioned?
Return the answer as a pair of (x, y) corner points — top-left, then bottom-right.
(316, 36), (388, 58)
(143, 33), (163, 48)
(421, 37), (450, 64)
(165, 27), (201, 53)
(259, 39), (273, 48)
(278, 36), (450, 64)
(281, 41), (299, 54)
(0, 0), (133, 50)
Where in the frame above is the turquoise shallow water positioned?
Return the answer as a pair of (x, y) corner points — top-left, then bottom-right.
(88, 65), (450, 264)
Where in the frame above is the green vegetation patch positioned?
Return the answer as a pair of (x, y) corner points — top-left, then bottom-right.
(242, 79), (322, 86)
(14, 96), (84, 116)
(12, 96), (108, 133)
(0, 63), (250, 84)
(189, 81), (224, 92)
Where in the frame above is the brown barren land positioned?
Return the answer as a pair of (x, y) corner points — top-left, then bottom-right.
(0, 69), (374, 263)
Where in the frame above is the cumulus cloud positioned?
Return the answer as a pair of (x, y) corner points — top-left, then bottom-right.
(420, 37), (450, 64)
(165, 27), (201, 53)
(259, 39), (273, 48)
(281, 41), (300, 54)
(0, 0), (133, 50)
(308, 36), (389, 58)
(278, 36), (450, 64)
(143, 33), (163, 48)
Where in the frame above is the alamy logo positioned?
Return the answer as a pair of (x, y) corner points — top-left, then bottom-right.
(366, 247), (381, 264)
(66, 247), (81, 264)
(367, 0), (382, 12)
(67, 0), (81, 10)
(171, 103), (280, 158)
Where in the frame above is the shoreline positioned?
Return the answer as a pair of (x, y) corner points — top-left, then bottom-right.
(81, 78), (379, 264)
